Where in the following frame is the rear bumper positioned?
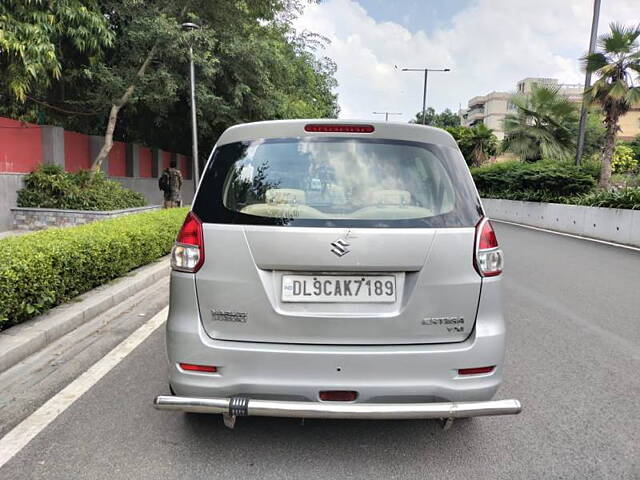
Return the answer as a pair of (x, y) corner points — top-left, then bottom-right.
(167, 272), (508, 404)
(166, 326), (507, 403)
(154, 395), (521, 419)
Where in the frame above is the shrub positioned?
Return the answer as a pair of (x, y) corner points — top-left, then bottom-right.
(611, 144), (638, 173)
(0, 208), (188, 330)
(446, 125), (498, 166)
(580, 154), (602, 180)
(572, 188), (640, 209)
(471, 160), (595, 202)
(17, 165), (147, 211)
(625, 134), (640, 161)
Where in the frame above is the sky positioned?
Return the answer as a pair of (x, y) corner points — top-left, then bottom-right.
(293, 0), (639, 122)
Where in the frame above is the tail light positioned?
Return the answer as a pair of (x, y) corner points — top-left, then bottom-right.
(474, 217), (503, 277)
(171, 212), (204, 273)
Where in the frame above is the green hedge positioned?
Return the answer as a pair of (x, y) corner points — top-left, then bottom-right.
(17, 165), (147, 211)
(572, 188), (640, 209)
(472, 160), (640, 209)
(0, 208), (188, 330)
(471, 161), (596, 203)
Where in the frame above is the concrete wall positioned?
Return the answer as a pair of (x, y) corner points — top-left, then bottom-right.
(12, 205), (161, 230)
(0, 174), (26, 232)
(483, 198), (640, 247)
(113, 177), (195, 206)
(0, 174), (194, 234)
(0, 116), (194, 232)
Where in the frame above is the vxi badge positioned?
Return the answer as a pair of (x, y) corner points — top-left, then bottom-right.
(210, 309), (247, 323)
(422, 316), (465, 333)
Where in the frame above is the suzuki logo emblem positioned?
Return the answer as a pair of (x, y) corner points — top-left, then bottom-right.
(331, 238), (350, 257)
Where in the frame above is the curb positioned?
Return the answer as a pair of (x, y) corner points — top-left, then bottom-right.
(0, 257), (170, 374)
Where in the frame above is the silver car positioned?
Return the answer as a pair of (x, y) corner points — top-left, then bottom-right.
(154, 120), (521, 428)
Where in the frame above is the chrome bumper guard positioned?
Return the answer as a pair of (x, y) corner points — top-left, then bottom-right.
(154, 395), (522, 428)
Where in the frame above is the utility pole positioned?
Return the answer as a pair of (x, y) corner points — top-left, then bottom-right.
(401, 67), (450, 124)
(575, 0), (601, 166)
(182, 22), (200, 187)
(372, 111), (402, 122)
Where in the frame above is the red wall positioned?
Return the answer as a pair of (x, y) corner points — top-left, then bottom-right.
(178, 154), (192, 179)
(108, 141), (127, 177)
(0, 118), (42, 173)
(161, 151), (171, 170)
(64, 131), (91, 172)
(0, 116), (186, 179)
(139, 147), (153, 177)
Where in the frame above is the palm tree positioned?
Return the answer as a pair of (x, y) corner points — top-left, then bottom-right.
(583, 23), (640, 188)
(502, 85), (577, 162)
(466, 124), (498, 166)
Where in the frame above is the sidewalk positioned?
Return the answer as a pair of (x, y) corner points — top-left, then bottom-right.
(0, 230), (31, 240)
(0, 257), (170, 374)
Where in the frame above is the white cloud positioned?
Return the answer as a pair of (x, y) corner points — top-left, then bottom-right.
(294, 0), (639, 122)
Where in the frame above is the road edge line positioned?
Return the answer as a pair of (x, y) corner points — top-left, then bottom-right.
(0, 307), (168, 469)
(492, 219), (640, 252)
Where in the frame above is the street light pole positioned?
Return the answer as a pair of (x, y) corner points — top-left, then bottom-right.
(182, 22), (200, 187)
(372, 111), (402, 122)
(575, 0), (601, 166)
(402, 67), (450, 125)
(422, 70), (428, 125)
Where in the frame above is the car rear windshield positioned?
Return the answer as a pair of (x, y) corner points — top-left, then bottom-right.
(193, 138), (482, 228)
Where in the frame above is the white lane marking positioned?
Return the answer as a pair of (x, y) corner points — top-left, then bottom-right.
(493, 219), (640, 252)
(0, 307), (168, 469)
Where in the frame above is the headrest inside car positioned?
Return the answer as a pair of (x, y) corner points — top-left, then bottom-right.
(265, 189), (306, 204)
(367, 189), (411, 206)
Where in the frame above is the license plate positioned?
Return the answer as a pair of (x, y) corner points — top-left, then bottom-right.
(281, 275), (396, 303)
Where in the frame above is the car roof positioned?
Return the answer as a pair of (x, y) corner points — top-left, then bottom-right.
(215, 119), (459, 149)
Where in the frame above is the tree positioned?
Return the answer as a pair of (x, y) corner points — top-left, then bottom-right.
(411, 108), (460, 128)
(446, 125), (498, 166)
(568, 111), (606, 159)
(0, 0), (112, 101)
(466, 124), (499, 166)
(583, 23), (640, 188)
(0, 0), (339, 169)
(502, 85), (577, 162)
(90, 0), (286, 171)
(88, 0), (339, 171)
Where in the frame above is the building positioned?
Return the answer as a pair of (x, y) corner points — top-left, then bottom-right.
(459, 77), (640, 141)
(618, 106), (640, 141)
(516, 77), (583, 102)
(460, 92), (512, 140)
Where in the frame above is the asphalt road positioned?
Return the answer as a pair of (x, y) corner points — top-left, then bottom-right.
(1, 222), (639, 479)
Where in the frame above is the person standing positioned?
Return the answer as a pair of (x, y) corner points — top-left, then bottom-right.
(159, 159), (183, 208)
